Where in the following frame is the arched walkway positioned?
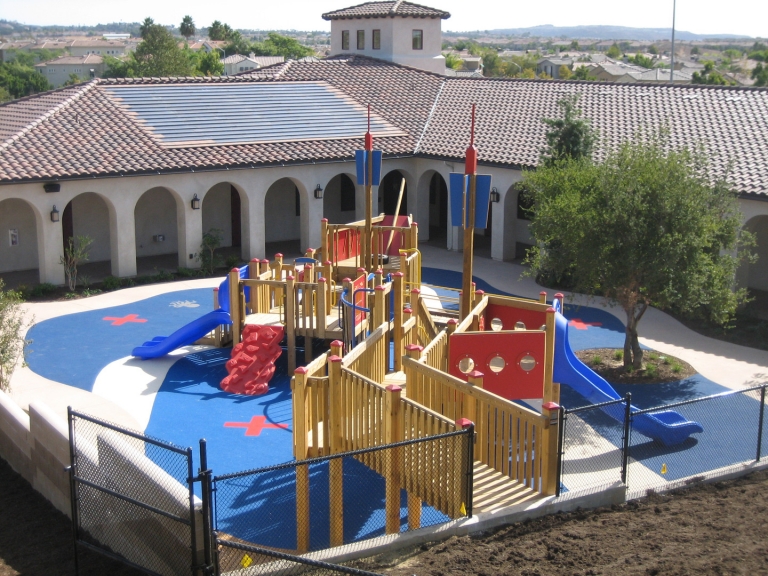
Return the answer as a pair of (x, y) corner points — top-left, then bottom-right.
(740, 215), (768, 319)
(0, 198), (41, 287)
(378, 170), (408, 216)
(134, 187), (181, 275)
(322, 173), (357, 224)
(502, 182), (532, 261)
(425, 172), (448, 243)
(203, 182), (248, 262)
(264, 178), (307, 257)
(62, 192), (114, 280)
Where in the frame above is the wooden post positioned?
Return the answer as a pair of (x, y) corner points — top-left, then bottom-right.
(403, 307), (413, 347)
(317, 277), (327, 339)
(410, 221), (418, 253)
(246, 259), (259, 314)
(228, 268), (241, 345)
(474, 289), (485, 308)
(541, 401), (560, 496)
(213, 287), (221, 346)
(320, 218), (329, 263)
(374, 284), (386, 327)
(461, 175), (477, 321)
(293, 367), (310, 552)
(286, 274), (296, 373)
(465, 370), (483, 425)
(539, 290), (548, 304)
(330, 339), (344, 359)
(543, 307), (556, 405)
(305, 247), (316, 260)
(393, 272), (404, 370)
(385, 384), (403, 535)
(328, 354), (344, 547)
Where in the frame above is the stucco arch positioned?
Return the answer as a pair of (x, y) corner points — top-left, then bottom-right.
(264, 177), (311, 257)
(62, 191), (115, 276)
(133, 186), (185, 272)
(201, 181), (252, 261)
(0, 197), (44, 283)
(502, 183), (520, 261)
(416, 170), (448, 242)
(378, 168), (416, 217)
(322, 172), (358, 224)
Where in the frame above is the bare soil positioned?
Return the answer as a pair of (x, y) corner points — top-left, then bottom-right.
(368, 469), (768, 576)
(574, 348), (696, 385)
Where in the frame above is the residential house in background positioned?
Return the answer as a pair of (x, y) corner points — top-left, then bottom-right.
(68, 39), (126, 57)
(34, 54), (105, 88)
(220, 54), (285, 76)
(536, 57), (573, 78)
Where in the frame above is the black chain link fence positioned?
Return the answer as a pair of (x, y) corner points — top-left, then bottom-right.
(215, 538), (383, 575)
(557, 397), (630, 496)
(558, 385), (768, 498)
(212, 429), (473, 554)
(68, 409), (199, 576)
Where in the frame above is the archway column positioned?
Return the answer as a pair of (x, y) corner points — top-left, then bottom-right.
(177, 185), (203, 269)
(39, 209), (64, 285)
(110, 208), (137, 278)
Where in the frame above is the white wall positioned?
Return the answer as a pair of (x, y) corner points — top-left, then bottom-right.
(265, 179), (301, 243)
(202, 183), (233, 247)
(71, 192), (111, 262)
(0, 198), (39, 273)
(134, 188), (179, 257)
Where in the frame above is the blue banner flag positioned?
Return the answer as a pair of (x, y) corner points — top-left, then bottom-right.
(355, 150), (383, 186)
(475, 174), (492, 228)
(449, 173), (468, 227)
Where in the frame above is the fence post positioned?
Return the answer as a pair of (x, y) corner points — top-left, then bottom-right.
(403, 307), (413, 348)
(317, 277), (327, 339)
(465, 371), (483, 425)
(293, 368), (308, 460)
(393, 272), (404, 370)
(555, 406), (565, 497)
(543, 307), (556, 404)
(228, 268), (241, 345)
(320, 219), (329, 263)
(757, 386), (766, 462)
(411, 289), (421, 342)
(286, 275), (296, 372)
(456, 418), (474, 518)
(198, 439), (213, 574)
(541, 401), (560, 496)
(67, 407), (80, 576)
(374, 284), (386, 327)
(328, 355), (344, 547)
(621, 393), (632, 485)
(247, 259), (260, 314)
(385, 385), (404, 535)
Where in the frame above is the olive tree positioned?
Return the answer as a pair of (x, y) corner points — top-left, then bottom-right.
(0, 280), (30, 392)
(524, 131), (753, 369)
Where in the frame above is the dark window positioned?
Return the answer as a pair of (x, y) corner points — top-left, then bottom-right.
(357, 30), (365, 50)
(341, 30), (349, 51)
(340, 174), (356, 212)
(517, 186), (533, 220)
(412, 30), (423, 50)
(295, 186), (301, 216)
(372, 29), (381, 50)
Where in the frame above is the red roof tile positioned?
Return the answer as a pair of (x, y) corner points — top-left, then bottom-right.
(322, 1), (450, 20)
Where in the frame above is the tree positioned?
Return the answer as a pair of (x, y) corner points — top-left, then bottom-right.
(208, 20), (226, 41)
(523, 131), (752, 370)
(197, 229), (223, 275)
(252, 33), (313, 60)
(649, 44), (659, 55)
(692, 61), (734, 85)
(630, 53), (654, 69)
(63, 73), (82, 86)
(540, 94), (596, 166)
(570, 40), (580, 51)
(198, 49), (224, 76)
(60, 235), (94, 292)
(571, 65), (597, 81)
(224, 30), (250, 56)
(0, 280), (30, 392)
(443, 52), (462, 70)
(0, 61), (51, 99)
(180, 15), (195, 41)
(132, 23), (195, 77)
(606, 43), (621, 58)
(752, 63), (768, 87)
(139, 17), (155, 39)
(558, 65), (572, 79)
(690, 46), (700, 56)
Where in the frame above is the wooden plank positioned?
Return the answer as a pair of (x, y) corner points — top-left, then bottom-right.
(296, 464), (310, 553)
(329, 458), (344, 547)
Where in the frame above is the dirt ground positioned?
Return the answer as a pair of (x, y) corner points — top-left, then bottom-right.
(370, 469), (768, 576)
(574, 348), (696, 385)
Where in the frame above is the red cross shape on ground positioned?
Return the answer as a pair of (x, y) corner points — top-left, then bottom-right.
(224, 416), (289, 437)
(569, 318), (603, 330)
(102, 314), (147, 326)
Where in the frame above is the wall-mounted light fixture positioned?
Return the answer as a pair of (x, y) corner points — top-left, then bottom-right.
(50, 205), (60, 222)
(191, 193), (200, 210)
(490, 187), (500, 203)
(43, 182), (60, 193)
(314, 184), (323, 199)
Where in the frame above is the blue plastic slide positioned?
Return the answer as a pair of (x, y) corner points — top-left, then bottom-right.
(553, 312), (703, 446)
(131, 309), (232, 359)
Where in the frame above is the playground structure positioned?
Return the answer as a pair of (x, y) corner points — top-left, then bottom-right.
(129, 106), (704, 553)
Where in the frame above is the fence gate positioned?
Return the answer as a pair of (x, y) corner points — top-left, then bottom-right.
(68, 408), (201, 576)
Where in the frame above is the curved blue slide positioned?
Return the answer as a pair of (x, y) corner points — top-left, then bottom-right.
(131, 309), (232, 359)
(132, 266), (251, 359)
(553, 312), (703, 446)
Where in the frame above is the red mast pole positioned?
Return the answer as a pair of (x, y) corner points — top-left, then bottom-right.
(365, 104), (373, 270)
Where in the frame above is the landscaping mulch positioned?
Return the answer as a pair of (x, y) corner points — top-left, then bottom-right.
(574, 348), (696, 385)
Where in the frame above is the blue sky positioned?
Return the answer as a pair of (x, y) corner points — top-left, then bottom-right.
(3, 0), (766, 38)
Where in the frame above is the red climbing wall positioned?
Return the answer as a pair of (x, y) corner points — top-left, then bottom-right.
(220, 324), (284, 395)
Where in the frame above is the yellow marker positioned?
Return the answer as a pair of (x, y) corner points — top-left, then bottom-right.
(661, 463), (667, 475)
(241, 554), (253, 568)
(460, 502), (467, 516)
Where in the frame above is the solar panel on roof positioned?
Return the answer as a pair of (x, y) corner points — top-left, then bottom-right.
(103, 82), (405, 147)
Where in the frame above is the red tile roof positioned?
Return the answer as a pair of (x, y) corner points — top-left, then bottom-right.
(0, 55), (767, 198)
(322, 1), (450, 20)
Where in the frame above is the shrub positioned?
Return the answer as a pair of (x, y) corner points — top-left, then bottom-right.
(60, 235), (94, 291)
(225, 254), (242, 270)
(671, 362), (683, 374)
(0, 280), (30, 392)
(645, 363), (657, 377)
(28, 282), (56, 298)
(591, 355), (603, 366)
(197, 228), (224, 276)
(648, 352), (659, 361)
(177, 267), (198, 278)
(612, 349), (623, 361)
(102, 275), (122, 291)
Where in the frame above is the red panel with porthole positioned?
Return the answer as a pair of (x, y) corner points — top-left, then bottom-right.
(448, 331), (546, 400)
(485, 303), (547, 333)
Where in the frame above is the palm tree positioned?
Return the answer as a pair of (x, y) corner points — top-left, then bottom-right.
(140, 17), (154, 39)
(180, 16), (195, 41)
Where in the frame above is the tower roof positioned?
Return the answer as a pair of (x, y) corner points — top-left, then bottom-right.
(322, 1), (450, 21)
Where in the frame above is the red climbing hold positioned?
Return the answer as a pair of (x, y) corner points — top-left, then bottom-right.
(220, 324), (284, 395)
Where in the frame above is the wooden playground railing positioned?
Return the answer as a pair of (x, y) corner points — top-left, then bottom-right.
(403, 349), (558, 495)
(341, 321), (388, 384)
(420, 328), (448, 372)
(291, 351), (330, 459)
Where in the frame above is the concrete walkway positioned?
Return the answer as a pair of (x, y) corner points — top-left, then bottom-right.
(8, 247), (767, 431)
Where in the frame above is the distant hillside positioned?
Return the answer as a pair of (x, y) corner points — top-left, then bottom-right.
(474, 25), (751, 41)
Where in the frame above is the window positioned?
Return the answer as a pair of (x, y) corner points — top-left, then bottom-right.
(357, 30), (365, 50)
(412, 30), (423, 50)
(372, 29), (381, 50)
(341, 30), (350, 51)
(340, 175), (356, 212)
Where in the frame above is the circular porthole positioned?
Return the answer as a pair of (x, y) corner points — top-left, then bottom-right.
(490, 318), (503, 331)
(519, 354), (536, 372)
(515, 321), (526, 330)
(488, 355), (506, 374)
(539, 324), (547, 331)
(458, 357), (475, 374)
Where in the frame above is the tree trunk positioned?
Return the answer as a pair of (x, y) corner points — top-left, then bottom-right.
(623, 303), (648, 370)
